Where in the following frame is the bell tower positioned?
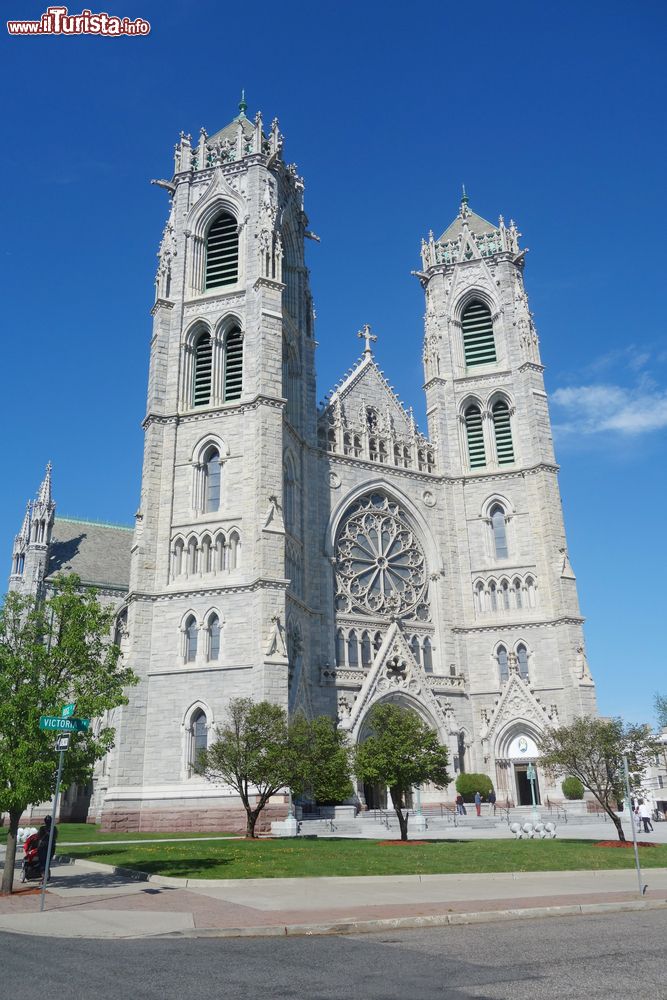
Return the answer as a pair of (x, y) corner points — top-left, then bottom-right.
(416, 192), (595, 774)
(102, 99), (317, 829)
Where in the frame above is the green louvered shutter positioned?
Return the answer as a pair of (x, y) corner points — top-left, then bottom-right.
(193, 334), (212, 406)
(492, 400), (514, 464)
(205, 213), (239, 289)
(224, 328), (243, 401)
(465, 406), (486, 468)
(462, 302), (496, 367)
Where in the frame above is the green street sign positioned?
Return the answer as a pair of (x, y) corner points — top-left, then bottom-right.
(526, 764), (537, 781)
(39, 715), (90, 733)
(61, 703), (76, 718)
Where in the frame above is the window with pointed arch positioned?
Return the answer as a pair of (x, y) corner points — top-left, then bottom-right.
(497, 644), (509, 684)
(205, 212), (238, 289)
(189, 709), (208, 769)
(185, 616), (198, 663)
(203, 447), (221, 513)
(410, 635), (421, 665)
(361, 631), (372, 667)
(464, 404), (485, 469)
(492, 399), (514, 464)
(347, 629), (359, 667)
(490, 504), (509, 559)
(223, 327), (243, 401)
(172, 538), (184, 578)
(516, 643), (529, 680)
(461, 300), (496, 367)
(283, 455), (298, 535)
(193, 332), (212, 407)
(335, 628), (346, 666)
(208, 614), (221, 662)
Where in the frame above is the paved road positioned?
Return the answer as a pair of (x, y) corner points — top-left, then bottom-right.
(2, 910), (665, 999)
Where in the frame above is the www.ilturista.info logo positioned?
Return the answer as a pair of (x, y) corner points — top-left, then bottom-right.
(7, 6), (150, 35)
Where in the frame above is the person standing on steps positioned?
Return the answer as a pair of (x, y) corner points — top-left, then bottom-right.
(474, 790), (482, 817)
(455, 793), (466, 816)
(488, 789), (497, 816)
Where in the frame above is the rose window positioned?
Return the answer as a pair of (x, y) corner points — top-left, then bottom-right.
(334, 493), (428, 617)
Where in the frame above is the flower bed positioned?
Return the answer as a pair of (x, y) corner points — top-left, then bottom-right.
(595, 840), (658, 849)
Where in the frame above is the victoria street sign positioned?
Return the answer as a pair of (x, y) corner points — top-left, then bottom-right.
(39, 716), (90, 733)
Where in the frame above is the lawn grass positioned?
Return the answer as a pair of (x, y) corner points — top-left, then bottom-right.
(0, 823), (236, 846)
(56, 836), (667, 880)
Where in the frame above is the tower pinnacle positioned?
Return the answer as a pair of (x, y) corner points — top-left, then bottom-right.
(238, 89), (247, 116)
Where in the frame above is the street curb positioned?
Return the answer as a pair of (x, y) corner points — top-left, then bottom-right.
(157, 898), (667, 939)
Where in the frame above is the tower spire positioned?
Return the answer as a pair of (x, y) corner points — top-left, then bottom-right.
(36, 461), (53, 507)
(238, 89), (247, 116)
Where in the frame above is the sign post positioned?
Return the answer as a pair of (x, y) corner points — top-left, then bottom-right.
(38, 704), (88, 912)
(526, 763), (539, 823)
(623, 753), (644, 897)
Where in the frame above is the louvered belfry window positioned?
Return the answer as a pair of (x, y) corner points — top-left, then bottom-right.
(193, 333), (212, 406)
(462, 301), (496, 367)
(205, 212), (238, 289)
(224, 328), (243, 401)
(492, 399), (514, 464)
(465, 405), (486, 468)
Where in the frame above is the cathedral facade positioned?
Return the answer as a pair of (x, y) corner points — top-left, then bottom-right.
(9, 103), (596, 830)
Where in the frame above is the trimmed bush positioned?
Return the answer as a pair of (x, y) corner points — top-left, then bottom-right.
(455, 773), (494, 803)
(561, 776), (584, 800)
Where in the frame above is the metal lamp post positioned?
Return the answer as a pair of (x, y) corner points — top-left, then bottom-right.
(526, 763), (539, 823)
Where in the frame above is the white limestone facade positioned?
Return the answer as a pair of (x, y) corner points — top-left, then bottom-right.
(8, 104), (597, 829)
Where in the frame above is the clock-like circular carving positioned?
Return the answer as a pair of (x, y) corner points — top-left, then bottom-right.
(334, 493), (427, 617)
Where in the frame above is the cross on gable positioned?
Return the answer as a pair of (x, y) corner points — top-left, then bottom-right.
(357, 323), (377, 355)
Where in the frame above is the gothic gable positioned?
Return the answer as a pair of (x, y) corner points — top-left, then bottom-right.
(482, 673), (551, 748)
(320, 355), (422, 442)
(342, 622), (448, 739)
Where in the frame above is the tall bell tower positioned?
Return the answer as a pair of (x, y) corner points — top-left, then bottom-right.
(101, 99), (317, 830)
(417, 193), (596, 797)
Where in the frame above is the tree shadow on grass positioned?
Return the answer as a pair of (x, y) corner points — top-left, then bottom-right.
(66, 850), (232, 878)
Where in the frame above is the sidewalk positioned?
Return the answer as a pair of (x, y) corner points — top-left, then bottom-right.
(0, 855), (665, 939)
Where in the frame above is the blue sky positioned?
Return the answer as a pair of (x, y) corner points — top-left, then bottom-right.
(1, 1), (665, 724)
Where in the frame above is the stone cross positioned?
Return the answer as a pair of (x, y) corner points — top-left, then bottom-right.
(357, 324), (377, 356)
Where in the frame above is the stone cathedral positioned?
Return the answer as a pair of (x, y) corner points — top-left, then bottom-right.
(9, 102), (597, 830)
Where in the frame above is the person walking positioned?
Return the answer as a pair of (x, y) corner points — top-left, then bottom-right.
(474, 790), (482, 817)
(638, 800), (654, 834)
(633, 804), (642, 835)
(455, 793), (465, 816)
(488, 790), (497, 816)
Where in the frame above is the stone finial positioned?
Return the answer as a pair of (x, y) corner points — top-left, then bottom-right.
(238, 88), (247, 116)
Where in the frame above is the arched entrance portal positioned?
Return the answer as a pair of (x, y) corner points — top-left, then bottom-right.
(494, 724), (543, 807)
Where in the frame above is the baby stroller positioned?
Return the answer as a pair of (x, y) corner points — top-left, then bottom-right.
(21, 832), (43, 883)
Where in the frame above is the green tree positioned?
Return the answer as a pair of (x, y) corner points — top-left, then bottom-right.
(538, 716), (660, 842)
(200, 702), (355, 838)
(0, 576), (137, 894)
(455, 772), (493, 802)
(290, 714), (353, 805)
(199, 698), (293, 838)
(354, 702), (450, 841)
(655, 693), (667, 730)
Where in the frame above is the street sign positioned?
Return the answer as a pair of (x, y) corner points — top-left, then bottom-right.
(55, 735), (71, 752)
(39, 715), (90, 732)
(61, 703), (76, 718)
(526, 764), (536, 781)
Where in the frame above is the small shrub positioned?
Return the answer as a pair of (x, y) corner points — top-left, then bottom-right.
(561, 776), (584, 800)
(455, 773), (493, 802)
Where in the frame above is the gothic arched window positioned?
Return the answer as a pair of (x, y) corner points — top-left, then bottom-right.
(462, 301), (496, 367)
(205, 212), (238, 289)
(203, 448), (220, 513)
(361, 631), (372, 667)
(185, 616), (198, 663)
(492, 399), (514, 464)
(465, 404), (486, 468)
(228, 530), (241, 570)
(423, 637), (433, 672)
(514, 578), (523, 609)
(497, 644), (509, 684)
(190, 709), (208, 767)
(517, 643), (529, 680)
(347, 629), (359, 666)
(193, 332), (212, 407)
(284, 455), (297, 535)
(336, 628), (346, 666)
(491, 505), (508, 559)
(208, 614), (221, 661)
(223, 327), (243, 401)
(410, 635), (421, 665)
